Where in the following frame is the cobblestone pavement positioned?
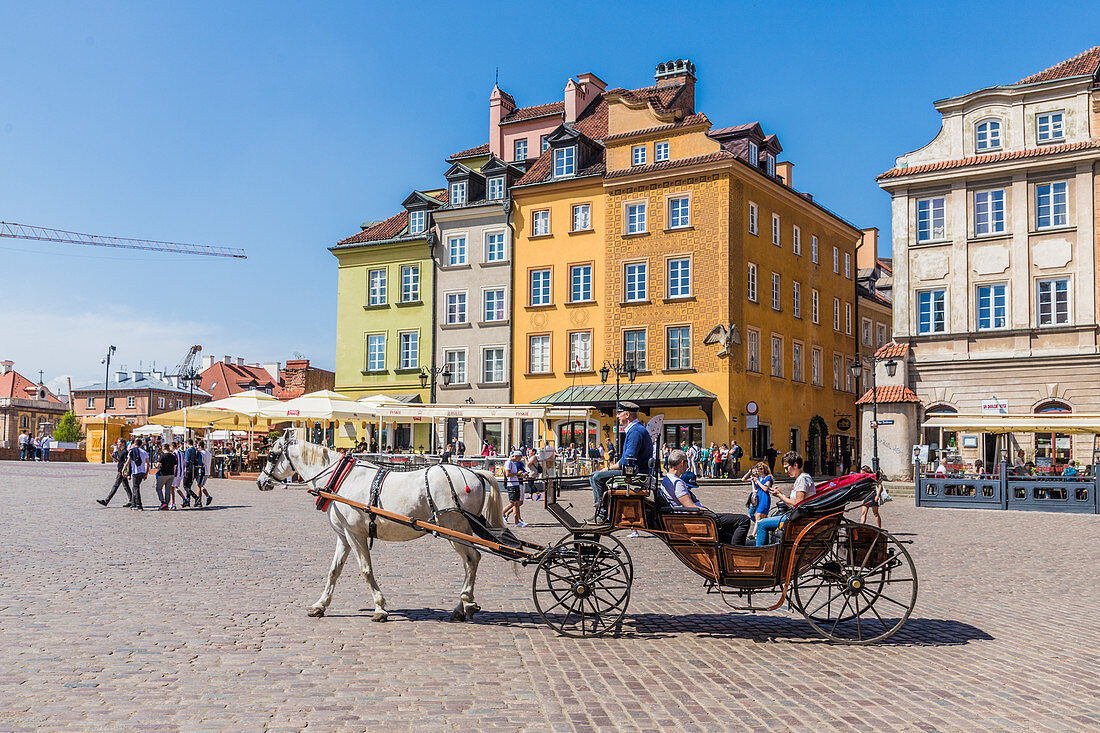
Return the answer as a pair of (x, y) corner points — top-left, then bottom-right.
(2, 461), (1098, 732)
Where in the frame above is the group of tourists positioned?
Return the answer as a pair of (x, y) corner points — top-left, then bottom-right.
(16, 430), (52, 461)
(96, 437), (214, 511)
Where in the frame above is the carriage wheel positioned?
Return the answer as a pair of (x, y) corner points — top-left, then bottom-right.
(790, 523), (917, 644)
(532, 537), (632, 638)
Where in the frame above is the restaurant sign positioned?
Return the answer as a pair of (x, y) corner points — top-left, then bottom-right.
(981, 399), (1008, 415)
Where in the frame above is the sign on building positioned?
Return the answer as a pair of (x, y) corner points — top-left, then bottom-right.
(982, 399), (1008, 415)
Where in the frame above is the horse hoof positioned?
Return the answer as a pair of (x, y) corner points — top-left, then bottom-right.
(464, 603), (481, 620)
(371, 612), (388, 622)
(450, 609), (467, 622)
(307, 607), (325, 618)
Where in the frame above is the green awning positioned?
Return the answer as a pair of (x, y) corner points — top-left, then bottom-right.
(532, 381), (717, 423)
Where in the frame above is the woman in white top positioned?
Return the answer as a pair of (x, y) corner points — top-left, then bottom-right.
(753, 451), (815, 546)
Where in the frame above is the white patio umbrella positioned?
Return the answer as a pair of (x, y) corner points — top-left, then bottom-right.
(260, 390), (376, 421)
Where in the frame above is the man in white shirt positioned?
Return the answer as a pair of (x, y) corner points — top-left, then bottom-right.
(661, 450), (750, 545)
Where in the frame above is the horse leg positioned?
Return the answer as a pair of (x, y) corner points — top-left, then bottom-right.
(346, 529), (388, 622)
(308, 533), (350, 617)
(449, 540), (482, 621)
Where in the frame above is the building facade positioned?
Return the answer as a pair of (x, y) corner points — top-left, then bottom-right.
(72, 369), (211, 427)
(878, 46), (1100, 470)
(0, 360), (67, 448)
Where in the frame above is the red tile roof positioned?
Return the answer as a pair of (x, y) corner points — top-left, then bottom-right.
(500, 100), (566, 124)
(449, 143), (489, 160)
(605, 151), (736, 179)
(855, 385), (921, 406)
(602, 113), (711, 141)
(514, 149), (606, 187)
(573, 97), (608, 140)
(0, 369), (63, 403)
(606, 83), (686, 110)
(199, 362), (279, 401)
(877, 139), (1100, 180)
(874, 342), (909, 359)
(335, 190), (448, 246)
(1015, 47), (1100, 85)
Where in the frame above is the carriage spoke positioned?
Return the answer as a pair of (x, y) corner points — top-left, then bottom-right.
(869, 590), (912, 611)
(853, 590), (863, 640)
(829, 595), (853, 636)
(858, 587), (893, 631)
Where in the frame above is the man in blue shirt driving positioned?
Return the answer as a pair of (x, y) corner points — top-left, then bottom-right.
(589, 402), (652, 522)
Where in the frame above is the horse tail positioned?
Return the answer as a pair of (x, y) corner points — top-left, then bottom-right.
(474, 470), (506, 530)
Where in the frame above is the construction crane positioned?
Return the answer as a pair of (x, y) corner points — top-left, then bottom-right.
(0, 221), (246, 259)
(170, 344), (205, 428)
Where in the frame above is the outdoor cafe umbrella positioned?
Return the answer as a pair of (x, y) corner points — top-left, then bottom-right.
(260, 390), (376, 444)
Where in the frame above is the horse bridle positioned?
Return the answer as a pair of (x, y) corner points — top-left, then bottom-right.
(264, 436), (340, 486)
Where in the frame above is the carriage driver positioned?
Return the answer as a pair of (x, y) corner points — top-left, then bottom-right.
(589, 402), (652, 523)
(661, 450), (751, 545)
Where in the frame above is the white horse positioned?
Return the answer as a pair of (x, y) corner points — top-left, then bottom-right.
(257, 429), (505, 622)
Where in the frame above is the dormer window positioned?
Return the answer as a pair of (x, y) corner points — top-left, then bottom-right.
(409, 210), (426, 235)
(487, 176), (505, 200)
(766, 153), (776, 177)
(553, 146), (575, 177)
(748, 142), (759, 166)
(655, 141), (669, 162)
(1037, 112), (1064, 142)
(450, 181), (467, 206)
(632, 145), (647, 166)
(975, 120), (1001, 151)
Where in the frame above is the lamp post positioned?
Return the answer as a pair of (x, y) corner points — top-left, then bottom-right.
(100, 345), (116, 463)
(599, 359), (638, 452)
(419, 365), (452, 453)
(850, 355), (898, 475)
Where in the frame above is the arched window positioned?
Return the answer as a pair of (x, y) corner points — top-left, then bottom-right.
(923, 404), (957, 455)
(1034, 401), (1071, 471)
(975, 119), (1002, 151)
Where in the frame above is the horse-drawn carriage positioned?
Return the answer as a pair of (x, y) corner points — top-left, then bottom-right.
(259, 431), (917, 644)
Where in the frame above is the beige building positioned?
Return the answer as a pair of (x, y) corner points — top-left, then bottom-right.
(877, 47), (1100, 471)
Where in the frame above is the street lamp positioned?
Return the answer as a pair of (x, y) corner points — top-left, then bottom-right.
(100, 345), (116, 464)
(850, 355), (898, 475)
(419, 365), (452, 452)
(600, 359), (638, 451)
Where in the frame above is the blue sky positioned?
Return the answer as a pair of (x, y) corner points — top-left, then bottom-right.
(2, 1), (1097, 390)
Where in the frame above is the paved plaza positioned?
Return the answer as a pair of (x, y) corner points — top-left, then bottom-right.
(1, 461), (1099, 732)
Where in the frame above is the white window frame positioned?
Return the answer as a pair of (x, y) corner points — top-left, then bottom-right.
(447, 235), (467, 266)
(368, 268), (387, 306)
(844, 252), (851, 278)
(862, 317), (873, 346)
(570, 264), (593, 303)
(748, 202), (758, 235)
(487, 176), (505, 200)
(668, 257), (691, 299)
(811, 347), (823, 386)
(157, 397), (165, 409)
(811, 289), (820, 324)
(747, 263), (758, 302)
(976, 283), (1008, 331)
(408, 210), (426, 235)
(917, 197), (946, 242)
(572, 203), (591, 232)
(529, 269), (552, 306)
(513, 138), (527, 161)
(626, 202), (647, 234)
(401, 264), (420, 302)
(667, 325), (691, 370)
(86, 396), (95, 409)
(876, 323), (887, 347)
(553, 146), (576, 177)
(770, 335), (783, 378)
(771, 272), (781, 311)
(832, 246), (839, 273)
(811, 235), (819, 263)
(975, 189), (1006, 236)
(654, 141), (669, 162)
(748, 141), (759, 165)
(398, 331), (419, 370)
(792, 341), (804, 383)
(485, 231), (506, 262)
(833, 354), (842, 390)
(766, 153), (776, 178)
(569, 331), (592, 372)
(532, 209), (550, 237)
(449, 180), (467, 206)
(127, 396), (136, 409)
(917, 289), (946, 334)
(747, 328), (760, 372)
(975, 119), (1002, 152)
(833, 298), (841, 331)
(631, 145), (647, 166)
(793, 225), (801, 255)
(541, 135), (550, 152)
(1036, 181), (1068, 229)
(624, 261), (648, 302)
(481, 346), (506, 384)
(668, 196), (691, 229)
(623, 329), (647, 371)
(845, 302), (852, 335)
(1036, 111), (1064, 143)
(792, 281), (802, 318)
(366, 333), (386, 372)
(1037, 277), (1071, 327)
(445, 291), (468, 325)
(772, 213), (781, 246)
(444, 348), (468, 385)
(528, 334), (551, 374)
(483, 288), (506, 322)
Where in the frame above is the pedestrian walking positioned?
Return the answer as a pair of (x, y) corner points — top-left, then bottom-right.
(128, 441), (149, 510)
(859, 465), (884, 527)
(764, 443), (779, 473)
(195, 440), (214, 507)
(40, 433), (52, 462)
(155, 444), (178, 511)
(170, 441), (185, 509)
(97, 439), (134, 507)
(503, 450), (528, 527)
(181, 439), (201, 508)
(730, 440), (743, 476)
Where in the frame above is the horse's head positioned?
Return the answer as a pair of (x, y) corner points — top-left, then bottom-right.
(257, 429), (297, 491)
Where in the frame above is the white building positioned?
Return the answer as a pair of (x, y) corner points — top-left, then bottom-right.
(877, 47), (1100, 471)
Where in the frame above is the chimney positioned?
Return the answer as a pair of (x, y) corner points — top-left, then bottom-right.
(223, 355), (231, 365)
(776, 161), (793, 187)
(201, 355), (214, 370)
(488, 84), (517, 158)
(564, 72), (607, 124)
(0, 360), (12, 375)
(116, 370), (129, 383)
(857, 228), (880, 270)
(263, 362), (281, 382)
(654, 59), (696, 113)
(237, 357), (245, 366)
(132, 370), (145, 381)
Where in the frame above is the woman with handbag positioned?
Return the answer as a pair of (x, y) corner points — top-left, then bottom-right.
(859, 466), (891, 527)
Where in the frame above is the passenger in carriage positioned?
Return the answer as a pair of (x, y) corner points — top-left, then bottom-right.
(753, 451), (815, 546)
(660, 450), (750, 545)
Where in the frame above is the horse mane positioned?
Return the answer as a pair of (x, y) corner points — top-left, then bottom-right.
(297, 440), (333, 467)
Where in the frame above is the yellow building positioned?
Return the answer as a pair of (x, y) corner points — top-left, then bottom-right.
(517, 60), (862, 473)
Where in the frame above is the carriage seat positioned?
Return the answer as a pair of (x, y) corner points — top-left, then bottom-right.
(786, 473), (878, 522)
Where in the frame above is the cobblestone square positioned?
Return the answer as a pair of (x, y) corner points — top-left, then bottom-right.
(2, 461), (1099, 732)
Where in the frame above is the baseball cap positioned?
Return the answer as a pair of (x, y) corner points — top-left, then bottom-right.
(682, 470), (699, 488)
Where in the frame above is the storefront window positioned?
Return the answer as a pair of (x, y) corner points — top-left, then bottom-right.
(482, 423), (502, 452)
(1034, 402), (1071, 472)
(663, 423), (702, 450)
(558, 420), (595, 450)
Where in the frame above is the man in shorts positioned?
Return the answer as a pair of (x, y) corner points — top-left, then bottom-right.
(503, 450), (528, 528)
(195, 440), (213, 507)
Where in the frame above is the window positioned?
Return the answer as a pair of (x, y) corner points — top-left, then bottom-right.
(845, 362), (854, 393)
(399, 332), (418, 370)
(401, 265), (420, 302)
(513, 138), (528, 161)
(772, 214), (781, 246)
(366, 334), (386, 372)
(917, 197), (946, 242)
(444, 349), (467, 384)
(447, 235), (467, 266)
(1036, 182), (1068, 229)
(157, 397), (165, 409)
(747, 263), (758, 302)
(668, 258), (691, 298)
(626, 202), (647, 234)
(487, 176), (505, 200)
(1037, 278), (1070, 326)
(655, 141), (669, 161)
(177, 400), (183, 409)
(844, 253), (851, 278)
(530, 269), (552, 306)
(845, 302), (852, 334)
(792, 281), (801, 318)
(572, 204), (591, 232)
(792, 342), (804, 382)
(408, 210), (426, 235)
(811, 235), (819, 263)
(485, 231), (506, 262)
(977, 284), (1007, 330)
(876, 323), (887, 347)
(747, 329), (760, 372)
(833, 298), (841, 331)
(570, 264), (593, 302)
(766, 153), (776, 177)
(669, 196), (690, 228)
(975, 189), (1006, 235)
(107, 396), (115, 410)
(631, 145), (646, 166)
(569, 332), (592, 371)
(368, 268), (386, 306)
(126, 396), (136, 409)
(623, 330), (646, 371)
(975, 119), (1001, 151)
(917, 290), (946, 334)
(541, 135), (550, 152)
(811, 289), (820, 324)
(445, 292), (468, 324)
(793, 225), (801, 255)
(553, 146), (575, 177)
(770, 336), (783, 378)
(86, 396), (94, 409)
(483, 289), (506, 322)
(450, 180), (467, 206)
(862, 317), (872, 346)
(667, 325), (692, 369)
(532, 209), (550, 236)
(833, 354), (842, 390)
(748, 203), (758, 235)
(811, 347), (823, 386)
(529, 335), (551, 373)
(832, 246), (839, 273)
(748, 141), (759, 164)
(624, 262), (648, 302)
(771, 272), (781, 310)
(482, 347), (505, 383)
(1037, 112), (1064, 142)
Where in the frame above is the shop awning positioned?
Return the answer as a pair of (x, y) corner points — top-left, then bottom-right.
(532, 381), (717, 422)
(922, 413), (1100, 435)
(358, 403), (594, 421)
